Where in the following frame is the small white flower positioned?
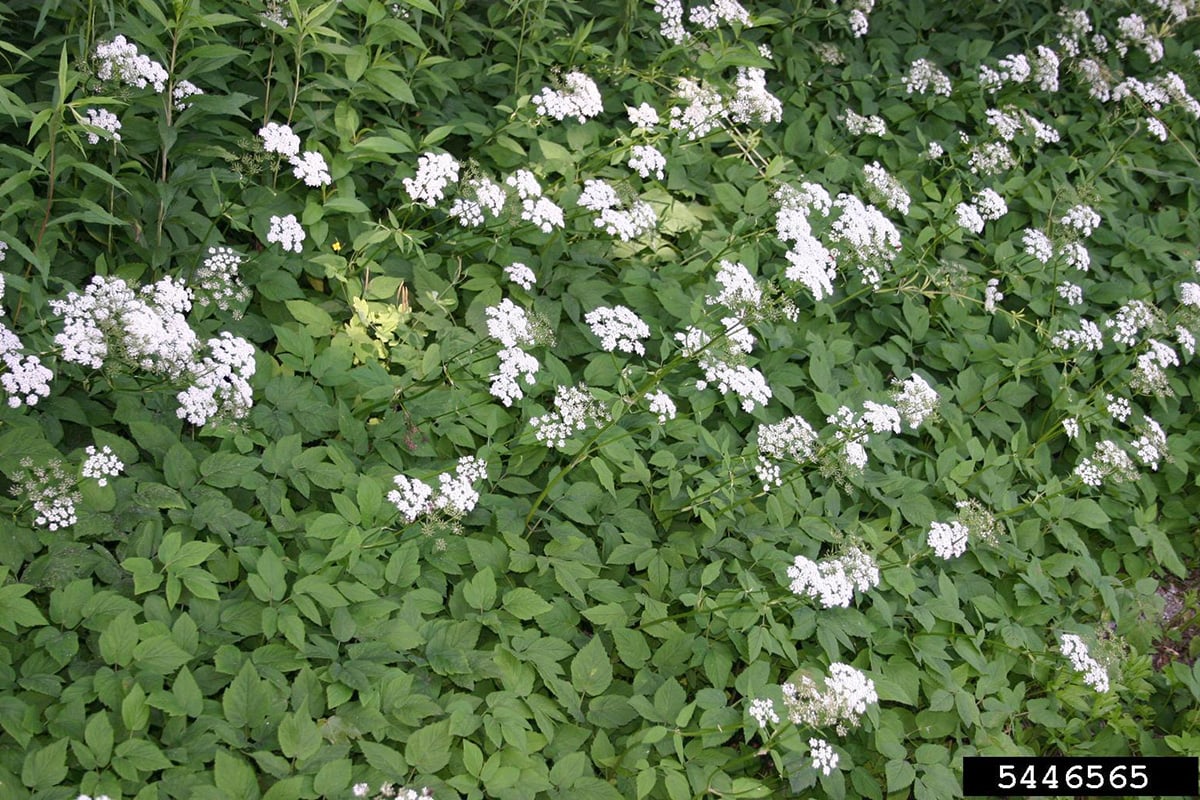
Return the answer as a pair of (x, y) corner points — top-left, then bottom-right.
(403, 152), (460, 206)
(749, 698), (779, 727)
(266, 214), (305, 253)
(927, 520), (969, 559)
(626, 103), (660, 128)
(85, 108), (122, 145)
(646, 389), (676, 422)
(585, 305), (651, 355)
(259, 122), (300, 157)
(504, 262), (536, 290)
(809, 738), (839, 776)
(288, 151), (331, 187)
(532, 71), (604, 123)
(82, 445), (124, 487)
(628, 145), (666, 180)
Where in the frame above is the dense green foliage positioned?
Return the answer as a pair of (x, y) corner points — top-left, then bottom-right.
(1, 0), (1199, 798)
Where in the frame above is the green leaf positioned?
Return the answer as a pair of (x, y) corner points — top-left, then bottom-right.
(114, 739), (172, 774)
(215, 749), (261, 800)
(84, 712), (114, 767)
(570, 636), (613, 696)
(885, 759), (916, 792)
(0, 583), (48, 633)
(503, 587), (552, 619)
(278, 704), (322, 761)
(132, 635), (192, 675)
(406, 720), (452, 773)
(462, 567), (497, 610)
(314, 758), (352, 795)
(173, 666), (204, 718)
(223, 660), (264, 729)
(98, 610), (139, 667)
(21, 737), (68, 789)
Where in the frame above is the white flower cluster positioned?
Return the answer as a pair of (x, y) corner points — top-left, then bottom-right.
(927, 520), (969, 559)
(979, 53), (1031, 93)
(986, 106), (1060, 145)
(1050, 319), (1104, 352)
(727, 68), (782, 126)
(172, 79), (203, 111)
(1022, 229), (1054, 263)
(1075, 440), (1137, 487)
(1116, 13), (1164, 63)
(1132, 418), (1169, 470)
(11, 458), (80, 531)
(450, 176), (507, 228)
(484, 298), (540, 406)
(290, 151), (331, 187)
(576, 179), (656, 241)
(627, 103), (660, 128)
(388, 457), (488, 523)
(1059, 633), (1110, 692)
(809, 738), (840, 776)
(504, 262), (537, 291)
(531, 384), (609, 449)
(689, 0), (751, 28)
(862, 162), (910, 215)
(787, 545), (879, 608)
(841, 109), (887, 136)
(92, 35), (167, 92)
(0, 279), (53, 408)
(1060, 241), (1090, 271)
(967, 141), (1017, 176)
(1059, 204), (1101, 237)
(892, 374), (940, 427)
(194, 246), (252, 317)
(81, 445), (124, 487)
(669, 78), (725, 140)
(775, 183), (838, 300)
(628, 145), (666, 180)
(351, 783), (433, 800)
(1032, 45), (1061, 92)
(984, 278), (1004, 313)
(267, 214), (305, 253)
(585, 305), (651, 355)
(903, 58), (952, 96)
(1132, 339), (1180, 397)
(675, 326), (772, 412)
(85, 108), (121, 145)
(259, 122), (301, 157)
(1107, 393), (1133, 423)
(781, 663), (878, 735)
(706, 260), (761, 315)
(646, 389), (677, 422)
(1106, 300), (1156, 347)
(403, 152), (460, 206)
(1057, 281), (1084, 306)
(176, 332), (256, 426)
(748, 697), (779, 728)
(53, 275), (196, 378)
(654, 0), (687, 44)
(829, 193), (902, 290)
(957, 188), (1007, 233)
(756, 414), (818, 488)
(532, 71), (603, 124)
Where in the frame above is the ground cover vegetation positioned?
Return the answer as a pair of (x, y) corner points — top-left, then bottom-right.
(0, 0), (1199, 797)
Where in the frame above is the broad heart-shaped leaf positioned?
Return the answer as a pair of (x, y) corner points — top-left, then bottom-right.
(405, 720), (452, 774)
(570, 636), (613, 696)
(502, 587), (552, 620)
(222, 659), (265, 729)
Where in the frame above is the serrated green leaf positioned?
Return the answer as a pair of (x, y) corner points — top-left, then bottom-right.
(570, 636), (613, 696)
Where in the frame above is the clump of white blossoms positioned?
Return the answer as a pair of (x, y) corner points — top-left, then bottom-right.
(0, 279), (53, 408)
(628, 145), (666, 180)
(626, 103), (660, 128)
(1056, 281), (1083, 307)
(748, 697), (779, 728)
(646, 389), (677, 422)
(781, 662), (879, 735)
(674, 326), (772, 412)
(1105, 300), (1157, 347)
(787, 545), (879, 608)
(927, 520), (969, 559)
(892, 374), (940, 427)
(903, 58), (952, 96)
(388, 457), (488, 523)
(576, 179), (656, 241)
(290, 151), (331, 187)
(485, 298), (535, 348)
(706, 260), (762, 316)
(81, 445), (124, 487)
(669, 78), (725, 140)
(956, 188), (1007, 233)
(1132, 418), (1170, 470)
(532, 71), (603, 124)
(841, 108), (887, 136)
(1075, 439), (1138, 487)
(1022, 229), (1054, 264)
(727, 67), (782, 126)
(403, 152), (460, 206)
(450, 176), (508, 228)
(1060, 204), (1101, 237)
(585, 305), (651, 355)
(688, 0), (751, 28)
(504, 262), (536, 290)
(1051, 318), (1104, 352)
(267, 214), (305, 253)
(259, 122), (301, 158)
(775, 182), (838, 300)
(654, 0), (687, 44)
(92, 35), (167, 92)
(828, 193), (902, 289)
(84, 108), (121, 145)
(193, 246), (252, 318)
(176, 332), (257, 426)
(352, 782), (433, 800)
(172, 79), (203, 111)
(1059, 633), (1110, 693)
(11, 458), (80, 531)
(531, 384), (610, 449)
(809, 738), (839, 776)
(756, 414), (818, 488)
(862, 162), (910, 215)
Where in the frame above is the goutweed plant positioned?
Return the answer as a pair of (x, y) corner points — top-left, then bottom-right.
(0, 0), (1199, 798)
